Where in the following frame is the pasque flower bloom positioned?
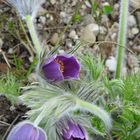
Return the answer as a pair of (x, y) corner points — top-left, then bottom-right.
(7, 0), (45, 19)
(62, 121), (87, 140)
(7, 121), (47, 140)
(42, 54), (80, 82)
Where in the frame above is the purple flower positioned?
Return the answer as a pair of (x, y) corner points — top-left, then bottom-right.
(42, 54), (80, 82)
(62, 121), (87, 140)
(7, 121), (47, 140)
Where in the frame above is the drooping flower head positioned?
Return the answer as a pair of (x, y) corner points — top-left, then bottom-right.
(42, 54), (80, 82)
(62, 121), (87, 140)
(7, 0), (45, 19)
(7, 121), (47, 140)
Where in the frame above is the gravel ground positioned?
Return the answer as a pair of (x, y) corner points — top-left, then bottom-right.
(0, 0), (140, 75)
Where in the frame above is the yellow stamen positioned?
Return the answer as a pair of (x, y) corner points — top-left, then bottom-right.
(55, 58), (64, 72)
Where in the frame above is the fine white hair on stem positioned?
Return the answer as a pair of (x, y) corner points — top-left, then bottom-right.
(7, 0), (45, 19)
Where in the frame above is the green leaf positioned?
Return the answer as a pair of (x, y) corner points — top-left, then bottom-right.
(0, 72), (21, 103)
(103, 5), (113, 15)
(81, 55), (104, 80)
(7, 20), (15, 30)
(92, 2), (98, 11)
(72, 13), (81, 23)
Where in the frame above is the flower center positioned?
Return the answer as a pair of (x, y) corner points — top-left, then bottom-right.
(55, 58), (64, 72)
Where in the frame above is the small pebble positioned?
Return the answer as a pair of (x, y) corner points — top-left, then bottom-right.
(50, 33), (59, 45)
(40, 16), (46, 25)
(128, 15), (137, 27)
(60, 12), (71, 24)
(99, 26), (107, 34)
(105, 56), (117, 72)
(86, 23), (100, 35)
(66, 39), (73, 48)
(80, 25), (96, 44)
(131, 27), (139, 35)
(132, 45), (140, 53)
(8, 48), (14, 54)
(37, 7), (46, 16)
(69, 30), (78, 40)
(85, 1), (91, 8)
(50, 0), (56, 5)
(111, 33), (117, 41)
(0, 38), (3, 48)
(29, 56), (34, 63)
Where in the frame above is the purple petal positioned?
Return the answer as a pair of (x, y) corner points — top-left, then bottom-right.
(62, 121), (86, 140)
(38, 127), (47, 140)
(57, 55), (80, 80)
(42, 61), (63, 81)
(7, 121), (47, 140)
(72, 124), (85, 139)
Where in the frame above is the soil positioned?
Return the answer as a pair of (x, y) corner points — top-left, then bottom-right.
(0, 95), (29, 139)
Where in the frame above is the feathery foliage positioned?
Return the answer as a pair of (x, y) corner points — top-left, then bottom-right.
(81, 54), (104, 80)
(0, 72), (21, 102)
(111, 74), (140, 140)
(20, 78), (112, 139)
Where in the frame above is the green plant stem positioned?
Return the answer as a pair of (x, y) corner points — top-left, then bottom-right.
(76, 98), (111, 131)
(115, 0), (129, 79)
(25, 15), (41, 56)
(33, 108), (46, 127)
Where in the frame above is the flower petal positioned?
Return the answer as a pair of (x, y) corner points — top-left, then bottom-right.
(57, 55), (80, 79)
(72, 124), (85, 139)
(7, 121), (47, 140)
(38, 128), (47, 140)
(62, 121), (86, 140)
(42, 61), (63, 81)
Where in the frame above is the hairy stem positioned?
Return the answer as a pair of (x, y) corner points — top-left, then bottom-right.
(25, 15), (41, 56)
(76, 99), (112, 131)
(115, 0), (129, 78)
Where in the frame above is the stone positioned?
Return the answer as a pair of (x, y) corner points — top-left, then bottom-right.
(101, 15), (109, 25)
(132, 45), (140, 53)
(99, 26), (107, 34)
(60, 12), (71, 24)
(85, 1), (91, 8)
(29, 56), (34, 63)
(71, 0), (78, 6)
(130, 0), (140, 8)
(105, 56), (117, 72)
(82, 15), (95, 25)
(111, 33), (117, 41)
(86, 23), (100, 35)
(40, 16), (46, 25)
(66, 39), (73, 48)
(8, 48), (14, 54)
(0, 38), (3, 48)
(128, 15), (137, 27)
(50, 33), (59, 45)
(97, 34), (106, 41)
(80, 25), (96, 44)
(131, 27), (139, 35)
(37, 7), (47, 16)
(69, 30), (78, 40)
(127, 53), (139, 68)
(50, 0), (56, 5)
(135, 12), (140, 27)
(114, 3), (119, 11)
